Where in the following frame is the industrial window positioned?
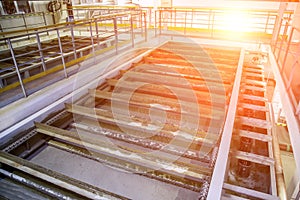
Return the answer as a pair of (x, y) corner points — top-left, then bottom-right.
(1, 0), (31, 15)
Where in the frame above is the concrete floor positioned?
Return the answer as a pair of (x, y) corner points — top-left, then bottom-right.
(30, 146), (199, 200)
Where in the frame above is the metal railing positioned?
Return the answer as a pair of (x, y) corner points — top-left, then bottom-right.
(0, 10), (146, 101)
(71, 4), (139, 21)
(271, 17), (300, 122)
(153, 8), (293, 41)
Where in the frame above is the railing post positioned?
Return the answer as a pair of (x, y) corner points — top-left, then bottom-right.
(144, 12), (147, 42)
(42, 12), (49, 36)
(211, 10), (215, 38)
(35, 32), (46, 72)
(139, 10), (143, 35)
(56, 29), (67, 78)
(265, 11), (270, 33)
(22, 13), (30, 39)
(89, 21), (95, 62)
(174, 9), (177, 28)
(154, 10), (157, 37)
(191, 9), (194, 28)
(277, 21), (289, 64)
(95, 19), (100, 46)
(130, 14), (134, 48)
(286, 60), (298, 91)
(159, 10), (162, 35)
(170, 9), (173, 28)
(272, 15), (280, 53)
(7, 38), (27, 98)
(184, 11), (187, 35)
(281, 27), (294, 73)
(70, 22), (77, 60)
(113, 17), (118, 54)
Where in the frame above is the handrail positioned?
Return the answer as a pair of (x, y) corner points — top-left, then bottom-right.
(0, 11), (136, 39)
(153, 8), (292, 40)
(72, 4), (139, 9)
(0, 10), (147, 103)
(135, 6), (294, 13)
(158, 7), (294, 13)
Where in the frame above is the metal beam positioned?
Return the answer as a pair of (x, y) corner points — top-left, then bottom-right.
(0, 151), (126, 200)
(223, 183), (280, 200)
(268, 46), (300, 186)
(119, 70), (231, 93)
(90, 90), (224, 119)
(106, 78), (228, 106)
(144, 56), (237, 72)
(234, 129), (272, 142)
(65, 103), (216, 144)
(238, 103), (268, 112)
(231, 150), (274, 166)
(207, 48), (245, 199)
(35, 122), (211, 179)
(238, 116), (272, 129)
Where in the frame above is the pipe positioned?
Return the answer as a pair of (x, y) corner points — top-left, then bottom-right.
(269, 102), (287, 200)
(0, 168), (71, 199)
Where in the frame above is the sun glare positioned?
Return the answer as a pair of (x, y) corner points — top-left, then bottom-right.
(221, 11), (252, 33)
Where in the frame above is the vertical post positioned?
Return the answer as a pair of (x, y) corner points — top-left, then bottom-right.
(281, 27), (294, 73)
(139, 10), (143, 35)
(42, 12), (49, 36)
(144, 12), (147, 42)
(42, 12), (47, 26)
(130, 14), (134, 48)
(76, 9), (79, 20)
(89, 21), (95, 61)
(184, 11), (187, 35)
(35, 32), (46, 72)
(191, 9), (194, 28)
(273, 16), (283, 54)
(272, 3), (288, 53)
(211, 10), (215, 38)
(170, 9), (173, 28)
(51, 2), (56, 25)
(154, 10), (157, 37)
(148, 8), (151, 28)
(265, 12), (270, 33)
(113, 17), (118, 54)
(286, 60), (298, 91)
(174, 9), (177, 28)
(7, 38), (27, 98)
(208, 9), (212, 30)
(159, 10), (162, 35)
(22, 13), (28, 30)
(14, 1), (19, 13)
(277, 21), (289, 64)
(95, 20), (100, 46)
(22, 13), (29, 39)
(56, 29), (67, 78)
(70, 23), (77, 60)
